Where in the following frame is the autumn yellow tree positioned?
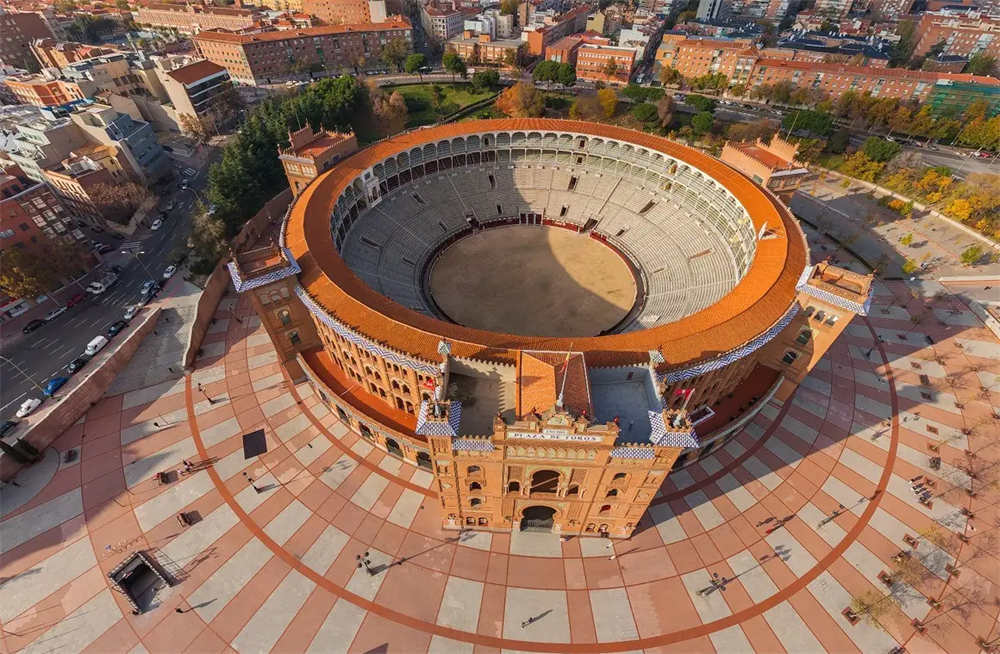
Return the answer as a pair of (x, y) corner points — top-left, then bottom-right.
(495, 82), (544, 118)
(597, 88), (617, 119)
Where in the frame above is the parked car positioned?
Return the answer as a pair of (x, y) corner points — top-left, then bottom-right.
(85, 335), (109, 356)
(86, 281), (107, 295)
(123, 305), (139, 320)
(15, 398), (41, 418)
(150, 218), (163, 230)
(162, 265), (176, 279)
(44, 307), (67, 321)
(66, 293), (86, 307)
(0, 420), (18, 437)
(106, 320), (128, 337)
(43, 376), (69, 397)
(65, 355), (90, 374)
(22, 319), (45, 334)
(96, 243), (114, 254)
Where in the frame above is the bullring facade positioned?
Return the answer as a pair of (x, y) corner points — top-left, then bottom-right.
(229, 119), (872, 538)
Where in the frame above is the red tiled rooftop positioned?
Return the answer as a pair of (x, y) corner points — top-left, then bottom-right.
(284, 119), (807, 373)
(165, 59), (227, 85)
(194, 17), (410, 43)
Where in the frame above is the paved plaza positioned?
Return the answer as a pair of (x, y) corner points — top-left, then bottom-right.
(1, 234), (999, 653)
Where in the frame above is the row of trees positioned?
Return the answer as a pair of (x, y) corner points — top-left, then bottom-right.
(531, 60), (576, 88)
(0, 241), (91, 302)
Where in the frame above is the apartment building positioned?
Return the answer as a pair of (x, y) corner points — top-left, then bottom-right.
(576, 43), (637, 84)
(62, 53), (150, 99)
(0, 10), (55, 72)
(420, 2), (468, 42)
(135, 2), (261, 34)
(30, 39), (117, 69)
(867, 0), (915, 18)
(69, 103), (170, 184)
(655, 34), (758, 83)
(448, 31), (522, 64)
(303, 0), (388, 25)
(523, 5), (591, 56)
(42, 154), (115, 224)
(0, 164), (80, 253)
(914, 11), (1000, 59)
(546, 34), (586, 65)
(194, 18), (412, 85)
(3, 73), (86, 107)
(0, 105), (89, 183)
(160, 59), (235, 135)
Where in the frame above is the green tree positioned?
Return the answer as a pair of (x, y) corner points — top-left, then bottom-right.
(783, 109), (833, 136)
(499, 0), (518, 14)
(889, 19), (917, 67)
(960, 245), (983, 266)
(442, 51), (467, 81)
(965, 52), (997, 76)
(532, 59), (559, 83)
(631, 102), (658, 123)
(862, 136), (902, 162)
(472, 69), (500, 91)
(687, 94), (716, 113)
(380, 37), (410, 72)
(555, 62), (576, 87)
(691, 111), (714, 135)
(404, 53), (427, 79)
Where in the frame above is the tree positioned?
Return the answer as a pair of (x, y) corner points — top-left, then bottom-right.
(499, 0), (518, 14)
(687, 94), (717, 113)
(555, 62), (576, 88)
(862, 136), (902, 163)
(370, 88), (408, 136)
(429, 84), (444, 111)
(569, 95), (602, 121)
(659, 66), (682, 86)
(503, 48), (518, 71)
(442, 51), (466, 81)
(901, 258), (918, 274)
(783, 109), (833, 136)
(900, 233), (914, 246)
(965, 52), (997, 76)
(532, 59), (559, 84)
(827, 128), (850, 154)
(597, 87), (618, 118)
(0, 240), (86, 300)
(89, 182), (152, 225)
(602, 59), (619, 81)
(960, 245), (983, 266)
(726, 118), (777, 143)
(841, 151), (884, 181)
(656, 96), (674, 128)
(631, 102), (658, 123)
(690, 111), (714, 135)
(848, 590), (892, 626)
(472, 69), (500, 91)
(404, 53), (427, 80)
(179, 113), (210, 143)
(189, 211), (228, 274)
(380, 37), (410, 72)
(495, 82), (544, 117)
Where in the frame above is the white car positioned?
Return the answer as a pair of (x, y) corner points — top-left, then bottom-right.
(150, 219), (163, 230)
(123, 305), (139, 320)
(162, 265), (176, 279)
(44, 307), (67, 321)
(86, 282), (107, 295)
(15, 398), (41, 418)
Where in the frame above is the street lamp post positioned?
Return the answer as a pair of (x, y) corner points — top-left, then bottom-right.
(120, 248), (155, 279)
(0, 355), (46, 394)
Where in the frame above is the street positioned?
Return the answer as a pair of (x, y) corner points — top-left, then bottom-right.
(0, 149), (215, 425)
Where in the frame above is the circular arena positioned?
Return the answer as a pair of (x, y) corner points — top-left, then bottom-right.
(285, 118), (807, 374)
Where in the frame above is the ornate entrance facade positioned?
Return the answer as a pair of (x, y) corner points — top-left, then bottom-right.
(520, 506), (557, 532)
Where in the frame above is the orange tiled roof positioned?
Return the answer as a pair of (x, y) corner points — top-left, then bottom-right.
(518, 352), (592, 418)
(734, 143), (796, 171)
(194, 17), (410, 43)
(284, 119), (807, 372)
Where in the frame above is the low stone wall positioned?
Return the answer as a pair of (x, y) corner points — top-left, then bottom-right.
(0, 306), (161, 482)
(182, 188), (293, 369)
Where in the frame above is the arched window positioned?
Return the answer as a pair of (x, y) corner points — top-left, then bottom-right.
(470, 481), (482, 491)
(566, 485), (579, 496)
(391, 380), (401, 390)
(470, 498), (482, 507)
(613, 472), (627, 481)
(530, 469), (560, 494)
(508, 481), (520, 492)
(606, 489), (618, 498)
(599, 504), (611, 514)
(467, 465), (481, 474)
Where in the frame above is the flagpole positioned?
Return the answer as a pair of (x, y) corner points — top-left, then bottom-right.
(556, 346), (573, 410)
(681, 389), (693, 412)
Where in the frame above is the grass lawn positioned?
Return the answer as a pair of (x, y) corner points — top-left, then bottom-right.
(390, 83), (497, 127)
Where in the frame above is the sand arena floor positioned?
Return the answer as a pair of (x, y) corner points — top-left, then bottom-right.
(428, 226), (637, 337)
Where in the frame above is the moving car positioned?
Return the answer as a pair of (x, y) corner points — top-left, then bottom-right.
(151, 218), (163, 230)
(86, 281), (107, 295)
(44, 307), (67, 321)
(15, 398), (41, 418)
(65, 355), (90, 374)
(22, 319), (46, 334)
(106, 320), (128, 337)
(162, 265), (176, 279)
(123, 305), (139, 320)
(43, 377), (69, 397)
(0, 420), (17, 437)
(66, 293), (86, 307)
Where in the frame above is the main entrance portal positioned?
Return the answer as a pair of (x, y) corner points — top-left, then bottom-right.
(520, 506), (556, 532)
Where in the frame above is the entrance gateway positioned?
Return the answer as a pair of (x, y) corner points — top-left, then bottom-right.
(520, 506), (556, 532)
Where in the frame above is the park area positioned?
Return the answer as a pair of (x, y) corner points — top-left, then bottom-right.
(391, 83), (497, 127)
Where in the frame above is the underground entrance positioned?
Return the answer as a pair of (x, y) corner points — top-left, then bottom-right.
(520, 505), (557, 532)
